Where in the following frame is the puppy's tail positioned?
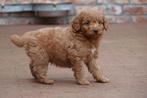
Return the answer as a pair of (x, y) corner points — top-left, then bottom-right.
(10, 34), (24, 47)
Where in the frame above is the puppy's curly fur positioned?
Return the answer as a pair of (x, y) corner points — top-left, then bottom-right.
(10, 10), (109, 85)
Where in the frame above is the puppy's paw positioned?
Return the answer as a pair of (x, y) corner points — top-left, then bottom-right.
(39, 79), (54, 85)
(77, 80), (90, 85)
(44, 79), (54, 84)
(96, 77), (110, 83)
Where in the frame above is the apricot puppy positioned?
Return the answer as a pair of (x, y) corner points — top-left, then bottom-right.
(10, 10), (109, 85)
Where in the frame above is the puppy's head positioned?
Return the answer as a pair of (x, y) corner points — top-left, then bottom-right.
(71, 10), (108, 39)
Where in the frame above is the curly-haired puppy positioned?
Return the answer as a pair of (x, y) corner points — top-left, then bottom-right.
(10, 10), (109, 85)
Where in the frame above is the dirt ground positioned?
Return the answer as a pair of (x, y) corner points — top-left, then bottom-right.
(0, 24), (147, 98)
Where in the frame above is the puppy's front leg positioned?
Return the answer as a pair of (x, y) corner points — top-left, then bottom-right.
(87, 59), (109, 83)
(72, 61), (90, 85)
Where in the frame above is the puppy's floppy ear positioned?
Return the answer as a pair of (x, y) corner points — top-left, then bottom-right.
(71, 14), (82, 33)
(102, 16), (109, 31)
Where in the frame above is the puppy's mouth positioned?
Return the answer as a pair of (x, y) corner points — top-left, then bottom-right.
(88, 30), (102, 36)
(84, 31), (102, 39)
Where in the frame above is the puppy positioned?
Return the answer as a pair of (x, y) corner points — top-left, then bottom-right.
(10, 10), (109, 85)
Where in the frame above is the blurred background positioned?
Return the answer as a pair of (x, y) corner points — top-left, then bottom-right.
(0, 0), (147, 25)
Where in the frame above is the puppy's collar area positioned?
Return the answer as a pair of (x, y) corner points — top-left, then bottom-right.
(72, 32), (88, 41)
(71, 31), (100, 42)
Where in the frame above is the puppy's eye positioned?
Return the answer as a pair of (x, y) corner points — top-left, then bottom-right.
(83, 21), (90, 25)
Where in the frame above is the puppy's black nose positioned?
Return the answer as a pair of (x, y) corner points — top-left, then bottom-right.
(93, 29), (98, 33)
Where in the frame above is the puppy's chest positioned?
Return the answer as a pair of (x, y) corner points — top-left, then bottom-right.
(86, 47), (97, 58)
(75, 44), (97, 59)
(89, 48), (97, 56)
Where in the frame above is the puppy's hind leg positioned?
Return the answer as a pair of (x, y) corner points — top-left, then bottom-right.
(27, 46), (54, 85)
